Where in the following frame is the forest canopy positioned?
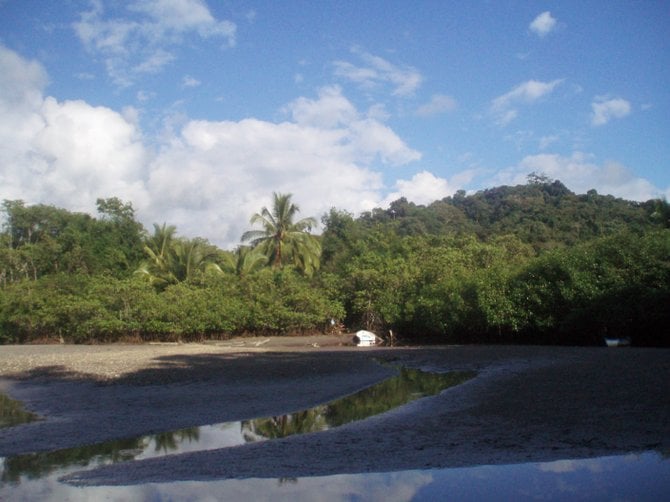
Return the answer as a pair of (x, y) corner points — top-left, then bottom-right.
(1, 180), (668, 346)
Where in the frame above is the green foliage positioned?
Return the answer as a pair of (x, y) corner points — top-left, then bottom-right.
(0, 198), (144, 282)
(0, 269), (343, 343)
(220, 245), (268, 277)
(1, 182), (668, 346)
(136, 224), (223, 289)
(242, 193), (321, 276)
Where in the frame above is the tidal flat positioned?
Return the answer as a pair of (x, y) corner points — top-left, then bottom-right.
(1, 339), (668, 497)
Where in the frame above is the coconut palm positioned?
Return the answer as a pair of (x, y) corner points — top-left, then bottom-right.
(136, 223), (178, 288)
(171, 238), (222, 281)
(241, 193), (321, 275)
(137, 223), (222, 288)
(221, 245), (268, 277)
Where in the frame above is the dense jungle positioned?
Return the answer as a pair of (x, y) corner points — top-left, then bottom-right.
(1, 176), (668, 346)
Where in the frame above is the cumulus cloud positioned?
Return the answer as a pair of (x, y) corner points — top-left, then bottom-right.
(144, 86), (421, 245)
(382, 170), (455, 207)
(492, 152), (661, 201)
(0, 46), (421, 248)
(73, 0), (236, 87)
(591, 96), (631, 126)
(286, 85), (358, 128)
(0, 44), (149, 214)
(491, 79), (563, 125)
(416, 94), (457, 116)
(529, 11), (557, 37)
(333, 48), (422, 96)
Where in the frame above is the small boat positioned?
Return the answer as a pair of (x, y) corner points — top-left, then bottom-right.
(604, 337), (631, 347)
(353, 330), (382, 347)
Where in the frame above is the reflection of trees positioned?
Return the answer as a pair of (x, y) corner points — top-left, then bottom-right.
(241, 369), (475, 442)
(153, 427), (199, 453)
(242, 407), (329, 442)
(1, 437), (146, 484)
(0, 393), (38, 428)
(325, 368), (475, 427)
(1, 427), (199, 484)
(1, 369), (475, 484)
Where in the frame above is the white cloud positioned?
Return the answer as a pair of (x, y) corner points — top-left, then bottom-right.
(0, 45), (47, 110)
(591, 96), (631, 126)
(0, 46), (421, 248)
(286, 85), (358, 128)
(0, 45), (149, 215)
(491, 79), (563, 125)
(383, 170), (454, 206)
(144, 86), (421, 245)
(416, 94), (457, 116)
(133, 49), (175, 74)
(182, 75), (201, 88)
(128, 0), (234, 37)
(529, 11), (557, 37)
(492, 152), (661, 201)
(333, 48), (423, 97)
(73, 0), (236, 87)
(144, 113), (393, 246)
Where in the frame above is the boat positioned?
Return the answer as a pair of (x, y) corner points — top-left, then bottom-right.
(353, 330), (382, 347)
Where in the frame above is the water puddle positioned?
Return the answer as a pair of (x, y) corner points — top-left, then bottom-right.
(1, 368), (473, 487)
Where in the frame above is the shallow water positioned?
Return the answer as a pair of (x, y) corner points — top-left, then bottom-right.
(1, 367), (668, 500)
(0, 369), (471, 492)
(2, 451), (668, 501)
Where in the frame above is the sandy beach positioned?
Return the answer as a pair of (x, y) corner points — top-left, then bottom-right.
(1, 337), (669, 486)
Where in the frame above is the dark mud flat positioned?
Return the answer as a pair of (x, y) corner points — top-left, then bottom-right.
(0, 343), (668, 485)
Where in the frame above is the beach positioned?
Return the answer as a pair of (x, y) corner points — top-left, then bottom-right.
(1, 337), (668, 485)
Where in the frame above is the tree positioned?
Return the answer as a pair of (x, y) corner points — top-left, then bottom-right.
(650, 198), (670, 228)
(94, 197), (145, 274)
(241, 193), (321, 276)
(221, 245), (268, 277)
(136, 224), (222, 288)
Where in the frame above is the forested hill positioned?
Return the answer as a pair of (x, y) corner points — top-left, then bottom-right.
(352, 179), (662, 248)
(1, 180), (668, 347)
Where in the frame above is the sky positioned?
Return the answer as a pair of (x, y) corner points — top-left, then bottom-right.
(1, 1), (668, 248)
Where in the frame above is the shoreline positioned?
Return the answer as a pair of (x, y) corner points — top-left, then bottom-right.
(1, 341), (669, 485)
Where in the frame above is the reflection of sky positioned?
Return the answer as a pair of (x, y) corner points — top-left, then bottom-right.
(2, 452), (669, 501)
(414, 453), (670, 502)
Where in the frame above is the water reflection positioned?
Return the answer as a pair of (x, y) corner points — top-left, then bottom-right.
(0, 393), (38, 429)
(2, 452), (668, 501)
(244, 368), (474, 442)
(1, 368), (473, 485)
(1, 436), (147, 484)
(2, 368), (667, 500)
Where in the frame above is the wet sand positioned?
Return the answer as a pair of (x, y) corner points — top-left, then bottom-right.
(1, 339), (668, 485)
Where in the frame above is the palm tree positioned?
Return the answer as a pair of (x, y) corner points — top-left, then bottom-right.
(137, 224), (222, 287)
(171, 238), (222, 282)
(241, 193), (321, 275)
(136, 223), (178, 288)
(221, 245), (268, 277)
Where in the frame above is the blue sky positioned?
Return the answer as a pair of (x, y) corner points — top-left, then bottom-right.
(1, 1), (668, 248)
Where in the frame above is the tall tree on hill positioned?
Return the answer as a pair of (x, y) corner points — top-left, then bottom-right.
(242, 193), (321, 276)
